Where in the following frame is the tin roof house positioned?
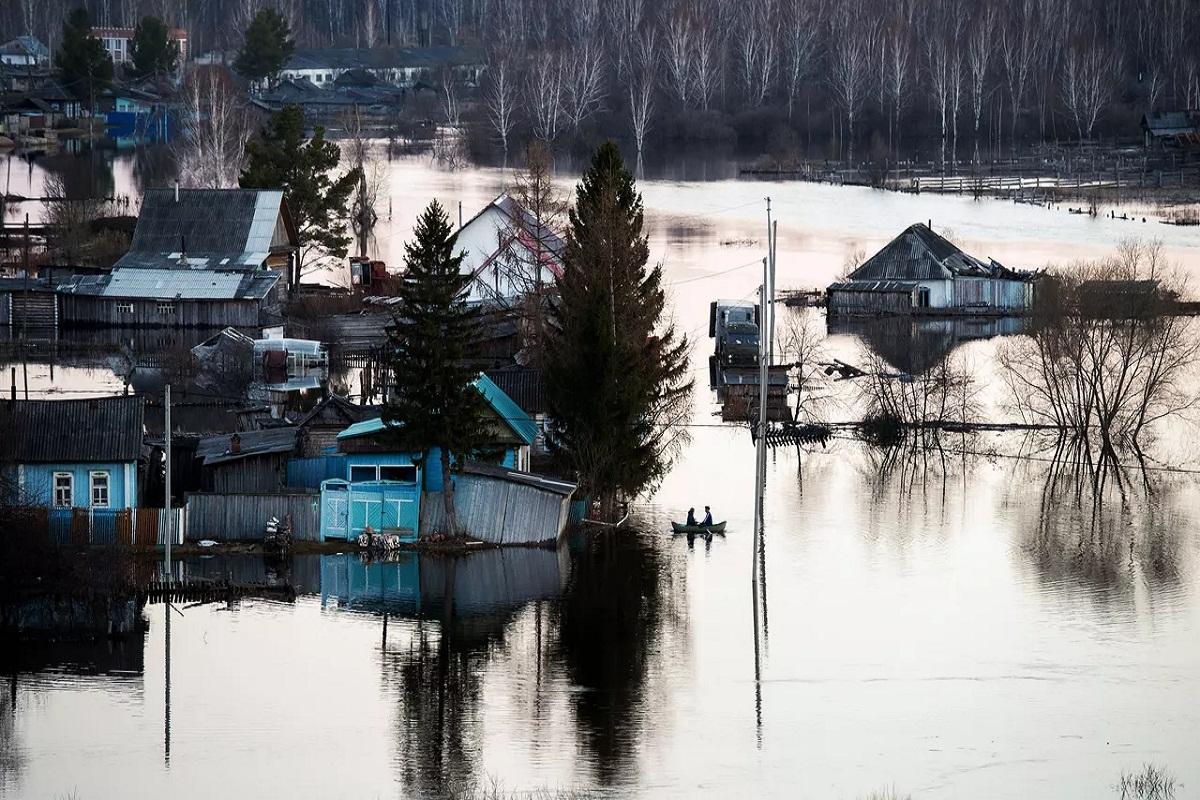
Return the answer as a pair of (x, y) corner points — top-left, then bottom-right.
(57, 189), (299, 329)
(0, 36), (50, 67)
(455, 194), (565, 307)
(827, 224), (1036, 317)
(0, 396), (145, 510)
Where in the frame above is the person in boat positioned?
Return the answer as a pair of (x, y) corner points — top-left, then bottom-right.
(702, 506), (713, 526)
(686, 508), (697, 526)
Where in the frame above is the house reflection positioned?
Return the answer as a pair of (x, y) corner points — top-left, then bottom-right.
(828, 315), (1028, 375)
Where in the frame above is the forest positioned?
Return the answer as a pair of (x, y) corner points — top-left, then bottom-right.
(3, 0), (1199, 161)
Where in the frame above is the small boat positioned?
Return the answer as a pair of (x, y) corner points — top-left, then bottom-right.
(671, 521), (727, 534)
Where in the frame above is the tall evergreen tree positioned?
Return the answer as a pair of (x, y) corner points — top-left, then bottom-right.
(55, 8), (113, 108)
(233, 8), (295, 85)
(544, 142), (693, 515)
(383, 201), (490, 536)
(239, 105), (360, 292)
(130, 16), (179, 78)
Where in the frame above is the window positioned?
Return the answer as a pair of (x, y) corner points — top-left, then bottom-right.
(157, 302), (175, 315)
(379, 465), (417, 483)
(116, 302), (133, 314)
(349, 465), (377, 483)
(90, 471), (110, 508)
(53, 472), (73, 507)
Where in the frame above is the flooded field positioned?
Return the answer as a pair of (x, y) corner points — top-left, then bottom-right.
(3, 150), (1200, 798)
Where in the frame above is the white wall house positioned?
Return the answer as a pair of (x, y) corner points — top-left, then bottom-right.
(0, 36), (49, 67)
(279, 46), (482, 89)
(456, 194), (564, 307)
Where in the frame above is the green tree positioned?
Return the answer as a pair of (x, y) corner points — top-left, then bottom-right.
(383, 201), (489, 536)
(239, 105), (360, 291)
(543, 142), (693, 516)
(54, 8), (113, 108)
(130, 16), (179, 78)
(233, 8), (295, 85)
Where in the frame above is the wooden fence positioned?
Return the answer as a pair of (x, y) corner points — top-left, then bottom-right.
(20, 507), (185, 546)
(184, 491), (321, 542)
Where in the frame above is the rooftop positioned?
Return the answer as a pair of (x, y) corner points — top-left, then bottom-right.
(284, 46), (482, 72)
(0, 396), (145, 463)
(462, 461), (576, 496)
(196, 427), (298, 466)
(846, 224), (1032, 284)
(57, 268), (279, 301)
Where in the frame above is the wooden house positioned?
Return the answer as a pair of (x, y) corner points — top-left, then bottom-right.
(195, 427), (299, 493)
(1141, 111), (1200, 148)
(56, 188), (298, 329)
(0, 396), (144, 509)
(295, 394), (371, 457)
(456, 194), (564, 307)
(827, 224), (1036, 317)
(0, 36), (50, 67)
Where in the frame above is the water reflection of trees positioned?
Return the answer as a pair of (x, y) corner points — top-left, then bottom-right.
(1016, 435), (1182, 590)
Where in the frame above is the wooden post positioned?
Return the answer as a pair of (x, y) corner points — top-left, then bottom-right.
(164, 384), (172, 576)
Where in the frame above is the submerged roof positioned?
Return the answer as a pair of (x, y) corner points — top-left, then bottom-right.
(849, 224), (998, 282)
(338, 375), (536, 445)
(0, 396), (144, 463)
(196, 427), (298, 466)
(58, 268), (279, 301)
(115, 189), (296, 271)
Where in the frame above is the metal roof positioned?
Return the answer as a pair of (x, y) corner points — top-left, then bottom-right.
(1143, 111), (1200, 136)
(0, 396), (145, 463)
(828, 280), (918, 293)
(284, 46), (482, 72)
(58, 268), (279, 300)
(485, 366), (546, 415)
(196, 427), (299, 466)
(462, 461), (576, 496)
(115, 189), (291, 272)
(848, 224), (995, 282)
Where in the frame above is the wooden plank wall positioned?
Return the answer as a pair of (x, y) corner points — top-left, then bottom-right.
(59, 295), (262, 328)
(184, 491), (321, 541)
(421, 476), (573, 545)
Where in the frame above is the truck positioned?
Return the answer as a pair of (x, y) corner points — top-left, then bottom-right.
(710, 299), (760, 367)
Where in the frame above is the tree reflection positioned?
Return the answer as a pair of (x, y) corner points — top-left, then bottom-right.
(1018, 435), (1181, 590)
(550, 529), (685, 787)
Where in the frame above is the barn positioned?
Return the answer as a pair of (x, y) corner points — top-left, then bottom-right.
(827, 224), (1036, 317)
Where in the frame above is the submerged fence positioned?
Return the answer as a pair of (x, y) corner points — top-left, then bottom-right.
(184, 491), (321, 542)
(32, 507), (184, 546)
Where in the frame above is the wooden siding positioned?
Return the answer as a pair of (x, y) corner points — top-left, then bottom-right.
(421, 475), (573, 545)
(299, 427), (342, 458)
(60, 295), (266, 328)
(184, 491), (321, 541)
(952, 278), (1033, 309)
(207, 453), (291, 493)
(828, 287), (914, 315)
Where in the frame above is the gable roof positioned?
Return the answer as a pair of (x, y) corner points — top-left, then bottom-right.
(296, 394), (370, 429)
(195, 427), (298, 466)
(462, 193), (566, 269)
(485, 366), (546, 415)
(337, 375), (536, 446)
(57, 268), (279, 301)
(848, 224), (1003, 282)
(115, 189), (297, 271)
(0, 396), (145, 463)
(0, 36), (49, 59)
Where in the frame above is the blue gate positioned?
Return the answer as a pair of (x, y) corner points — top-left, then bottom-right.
(320, 479), (420, 542)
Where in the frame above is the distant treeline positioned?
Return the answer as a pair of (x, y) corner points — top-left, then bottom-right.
(4, 0), (1199, 159)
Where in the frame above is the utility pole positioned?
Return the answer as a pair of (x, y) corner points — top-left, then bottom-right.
(765, 198), (774, 365)
(22, 213), (29, 400)
(164, 384), (172, 579)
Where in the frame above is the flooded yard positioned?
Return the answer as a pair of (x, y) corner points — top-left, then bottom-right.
(3, 152), (1200, 798)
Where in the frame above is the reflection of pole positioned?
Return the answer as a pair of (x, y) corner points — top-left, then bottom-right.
(164, 600), (172, 767)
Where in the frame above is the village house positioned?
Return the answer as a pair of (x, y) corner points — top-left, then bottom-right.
(278, 46), (481, 89)
(195, 428), (299, 493)
(1141, 111), (1200, 148)
(0, 396), (145, 510)
(56, 188), (299, 328)
(456, 194), (565, 307)
(827, 223), (1036, 317)
(293, 394), (372, 458)
(93, 26), (189, 66)
(0, 36), (50, 68)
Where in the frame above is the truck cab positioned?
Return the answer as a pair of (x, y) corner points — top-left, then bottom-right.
(710, 299), (760, 366)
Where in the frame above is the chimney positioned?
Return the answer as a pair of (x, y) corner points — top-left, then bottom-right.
(174, 180), (179, 202)
(229, 433), (241, 454)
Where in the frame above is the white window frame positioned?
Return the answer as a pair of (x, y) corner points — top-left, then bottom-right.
(89, 471), (111, 508)
(53, 472), (73, 507)
(115, 302), (133, 314)
(157, 302), (175, 315)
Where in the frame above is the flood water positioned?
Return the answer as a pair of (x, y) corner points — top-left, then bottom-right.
(3, 150), (1200, 798)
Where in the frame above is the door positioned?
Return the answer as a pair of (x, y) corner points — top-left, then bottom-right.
(320, 480), (350, 540)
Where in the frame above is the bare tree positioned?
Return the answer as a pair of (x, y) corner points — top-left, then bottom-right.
(440, 67), (462, 127)
(175, 66), (253, 189)
(484, 53), (520, 161)
(629, 28), (659, 162)
(563, 34), (607, 129)
(782, 0), (819, 120)
(884, 16), (912, 156)
(966, 4), (996, 160)
(999, 0), (1039, 151)
(1062, 30), (1120, 141)
(438, 0), (465, 46)
(663, 6), (695, 108)
(691, 8), (723, 112)
(345, 105), (381, 261)
(526, 52), (565, 142)
(828, 3), (873, 162)
(735, 0), (777, 106)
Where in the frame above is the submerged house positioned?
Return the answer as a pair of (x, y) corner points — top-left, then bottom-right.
(0, 396), (145, 509)
(195, 428), (300, 493)
(827, 224), (1036, 317)
(456, 194), (565, 307)
(57, 188), (299, 328)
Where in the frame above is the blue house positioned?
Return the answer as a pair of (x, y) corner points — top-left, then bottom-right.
(0, 397), (145, 510)
(313, 375), (537, 541)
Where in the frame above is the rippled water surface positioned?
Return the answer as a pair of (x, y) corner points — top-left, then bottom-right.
(3, 153), (1200, 799)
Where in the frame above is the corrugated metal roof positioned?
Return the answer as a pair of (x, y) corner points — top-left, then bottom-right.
(338, 416), (392, 440)
(0, 396), (145, 463)
(196, 427), (298, 465)
(58, 269), (278, 300)
(462, 460), (576, 496)
(485, 366), (546, 415)
(848, 224), (993, 282)
(829, 280), (918, 293)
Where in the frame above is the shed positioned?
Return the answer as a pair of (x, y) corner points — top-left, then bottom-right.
(295, 394), (371, 457)
(1141, 111), (1200, 148)
(195, 427), (299, 493)
(828, 224), (1036, 316)
(420, 461), (576, 545)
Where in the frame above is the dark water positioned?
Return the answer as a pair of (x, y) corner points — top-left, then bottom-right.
(3, 153), (1200, 798)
